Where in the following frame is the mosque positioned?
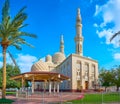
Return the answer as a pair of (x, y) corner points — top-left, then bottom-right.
(30, 8), (99, 92)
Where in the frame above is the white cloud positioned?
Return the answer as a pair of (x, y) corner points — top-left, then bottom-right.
(96, 29), (113, 44)
(0, 52), (14, 68)
(114, 53), (120, 60)
(0, 62), (3, 68)
(93, 23), (98, 27)
(0, 53), (38, 72)
(16, 54), (38, 72)
(94, 0), (120, 47)
(94, 5), (101, 16)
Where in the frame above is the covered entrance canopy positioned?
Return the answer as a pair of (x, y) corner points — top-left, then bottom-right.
(10, 71), (69, 81)
(11, 71), (69, 93)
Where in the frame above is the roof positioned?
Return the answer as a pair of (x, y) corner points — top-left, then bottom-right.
(10, 71), (70, 82)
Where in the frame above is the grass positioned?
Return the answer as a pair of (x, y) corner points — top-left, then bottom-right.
(0, 91), (16, 104)
(6, 91), (16, 95)
(65, 92), (120, 104)
(0, 98), (14, 104)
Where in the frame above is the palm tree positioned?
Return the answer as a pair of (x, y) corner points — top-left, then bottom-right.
(110, 31), (120, 42)
(0, 0), (37, 98)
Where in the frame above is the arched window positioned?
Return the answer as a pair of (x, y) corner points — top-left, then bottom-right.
(85, 64), (89, 75)
(84, 63), (89, 80)
(76, 62), (81, 80)
(91, 65), (95, 79)
(92, 65), (95, 73)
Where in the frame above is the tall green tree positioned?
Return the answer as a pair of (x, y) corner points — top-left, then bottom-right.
(99, 68), (113, 91)
(0, 0), (37, 98)
(0, 64), (21, 89)
(111, 66), (120, 91)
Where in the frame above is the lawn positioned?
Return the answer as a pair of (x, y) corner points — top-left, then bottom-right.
(66, 92), (120, 104)
(6, 91), (16, 95)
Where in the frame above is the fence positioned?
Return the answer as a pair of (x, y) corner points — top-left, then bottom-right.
(16, 90), (120, 104)
(65, 92), (120, 104)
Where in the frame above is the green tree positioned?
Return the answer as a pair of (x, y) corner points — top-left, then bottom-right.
(0, 64), (21, 89)
(0, 0), (37, 98)
(99, 68), (113, 91)
(111, 66), (120, 91)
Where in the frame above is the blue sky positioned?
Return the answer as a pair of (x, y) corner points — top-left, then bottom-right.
(0, 0), (120, 72)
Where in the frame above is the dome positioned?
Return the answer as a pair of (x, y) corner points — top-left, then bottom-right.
(45, 55), (52, 62)
(31, 60), (49, 72)
(52, 52), (65, 64)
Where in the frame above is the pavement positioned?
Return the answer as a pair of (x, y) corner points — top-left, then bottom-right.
(4, 92), (81, 104)
(1, 92), (120, 104)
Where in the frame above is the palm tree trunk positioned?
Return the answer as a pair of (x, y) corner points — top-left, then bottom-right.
(2, 45), (7, 99)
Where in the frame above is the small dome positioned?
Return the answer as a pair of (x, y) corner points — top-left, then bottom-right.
(45, 55), (52, 62)
(31, 60), (49, 72)
(52, 52), (65, 64)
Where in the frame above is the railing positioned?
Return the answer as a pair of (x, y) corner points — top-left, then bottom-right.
(65, 91), (120, 104)
(16, 90), (120, 104)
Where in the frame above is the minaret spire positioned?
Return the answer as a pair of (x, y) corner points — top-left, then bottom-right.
(75, 8), (83, 56)
(60, 35), (64, 53)
(77, 8), (81, 23)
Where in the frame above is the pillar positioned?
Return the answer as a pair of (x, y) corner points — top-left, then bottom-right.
(57, 82), (59, 93)
(21, 77), (24, 92)
(49, 81), (52, 94)
(81, 62), (84, 90)
(32, 76), (35, 93)
(43, 81), (47, 93)
(53, 82), (56, 93)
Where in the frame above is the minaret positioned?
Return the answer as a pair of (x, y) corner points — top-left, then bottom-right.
(75, 8), (83, 56)
(60, 35), (64, 53)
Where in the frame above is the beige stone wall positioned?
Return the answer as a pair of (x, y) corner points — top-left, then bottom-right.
(71, 54), (98, 90)
(53, 53), (98, 91)
(55, 55), (72, 90)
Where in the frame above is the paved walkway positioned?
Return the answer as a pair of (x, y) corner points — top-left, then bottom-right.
(6, 92), (81, 104)
(1, 92), (120, 104)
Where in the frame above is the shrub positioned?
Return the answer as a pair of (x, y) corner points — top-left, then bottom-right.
(0, 98), (14, 104)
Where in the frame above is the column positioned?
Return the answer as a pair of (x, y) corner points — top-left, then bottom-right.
(43, 80), (47, 93)
(32, 76), (35, 93)
(88, 64), (90, 89)
(49, 81), (52, 94)
(53, 82), (56, 93)
(57, 82), (59, 93)
(81, 62), (84, 90)
(21, 77), (24, 92)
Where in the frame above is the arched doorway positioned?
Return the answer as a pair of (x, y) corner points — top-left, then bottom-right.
(85, 81), (88, 90)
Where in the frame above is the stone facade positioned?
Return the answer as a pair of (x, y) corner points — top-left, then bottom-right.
(55, 54), (98, 91)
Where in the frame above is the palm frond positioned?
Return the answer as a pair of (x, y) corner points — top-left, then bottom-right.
(0, 1), (37, 50)
(2, 0), (9, 22)
(19, 31), (37, 38)
(1, 0), (11, 37)
(12, 43), (22, 50)
(10, 6), (27, 26)
(110, 31), (120, 42)
(15, 38), (34, 48)
(20, 40), (34, 48)
(6, 7), (27, 35)
(12, 6), (26, 23)
(0, 23), (2, 34)
(9, 13), (27, 32)
(10, 37), (34, 49)
(19, 24), (28, 29)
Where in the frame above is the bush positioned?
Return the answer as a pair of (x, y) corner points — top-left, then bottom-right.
(0, 98), (14, 104)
